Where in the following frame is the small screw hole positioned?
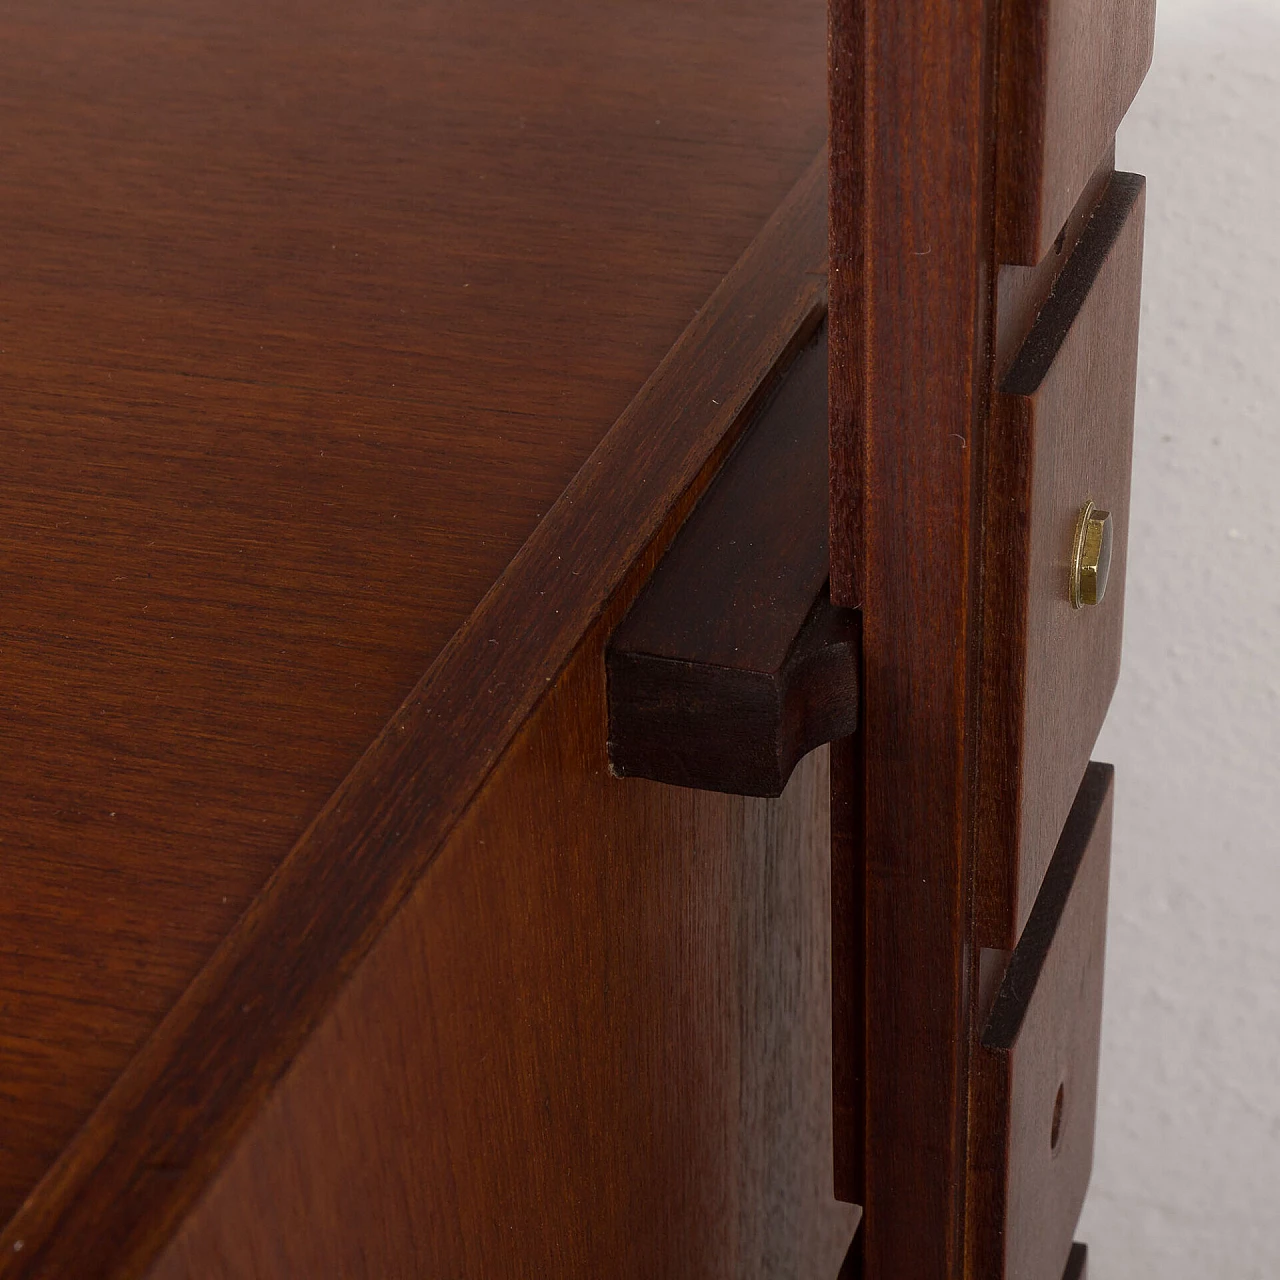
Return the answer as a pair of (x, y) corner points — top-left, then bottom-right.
(1050, 1082), (1065, 1151)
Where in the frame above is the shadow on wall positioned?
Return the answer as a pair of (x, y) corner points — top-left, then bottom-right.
(1079, 3), (1280, 1279)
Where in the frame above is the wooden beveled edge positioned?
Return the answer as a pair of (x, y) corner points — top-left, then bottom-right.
(1002, 174), (1145, 398)
(0, 149), (829, 1280)
(980, 762), (1114, 1053)
(1063, 1241), (1088, 1280)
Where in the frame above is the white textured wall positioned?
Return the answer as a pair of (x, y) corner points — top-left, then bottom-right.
(1077, 2), (1280, 1275)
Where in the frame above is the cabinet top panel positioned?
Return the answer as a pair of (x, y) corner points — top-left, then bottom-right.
(0, 0), (826, 1226)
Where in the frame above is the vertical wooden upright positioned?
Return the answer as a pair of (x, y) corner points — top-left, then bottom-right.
(829, 1), (1155, 1277)
(829, 3), (996, 1276)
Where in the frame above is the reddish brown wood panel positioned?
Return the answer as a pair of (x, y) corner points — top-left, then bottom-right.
(997, 0), (1155, 264)
(971, 764), (1113, 1280)
(826, 0), (865, 610)
(142, 572), (857, 1280)
(977, 174), (1144, 947)
(0, 157), (830, 1279)
(827, 0), (996, 1275)
(828, 2), (1152, 1274)
(0, 0), (828, 1233)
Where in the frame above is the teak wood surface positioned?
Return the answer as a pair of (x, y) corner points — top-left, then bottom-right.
(828, 0), (1151, 1276)
(979, 174), (1144, 945)
(1, 0), (834, 1273)
(6, 0), (1155, 1271)
(148, 595), (857, 1280)
(829, 3), (996, 1273)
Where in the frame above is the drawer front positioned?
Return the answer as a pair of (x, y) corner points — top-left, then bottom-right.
(978, 762), (1114, 1280)
(984, 171), (1144, 939)
(997, 0), (1155, 264)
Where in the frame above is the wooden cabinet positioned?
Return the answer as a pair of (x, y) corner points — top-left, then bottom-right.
(1, 1), (1152, 1277)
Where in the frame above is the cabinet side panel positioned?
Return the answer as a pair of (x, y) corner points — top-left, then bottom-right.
(828, 1), (996, 1274)
(146, 607), (856, 1280)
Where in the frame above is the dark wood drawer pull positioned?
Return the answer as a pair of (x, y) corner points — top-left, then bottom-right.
(606, 325), (858, 798)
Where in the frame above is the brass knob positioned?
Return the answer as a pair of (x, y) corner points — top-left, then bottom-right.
(1070, 501), (1113, 609)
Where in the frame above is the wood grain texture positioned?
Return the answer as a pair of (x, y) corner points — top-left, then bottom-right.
(608, 327), (859, 798)
(827, 1), (996, 1275)
(0, 145), (831, 1279)
(829, 5), (1147, 1274)
(977, 173), (1144, 948)
(996, 0), (1155, 264)
(826, 0), (866, 609)
(829, 729), (864, 1211)
(972, 765), (1113, 1280)
(0, 0), (827, 1240)
(144, 591), (858, 1280)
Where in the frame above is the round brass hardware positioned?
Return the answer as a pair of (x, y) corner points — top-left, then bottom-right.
(1070, 501), (1113, 609)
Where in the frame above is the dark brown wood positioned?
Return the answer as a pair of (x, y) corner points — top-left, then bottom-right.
(607, 327), (859, 798)
(977, 173), (1144, 948)
(828, 2), (1153, 1276)
(996, 0), (1156, 264)
(830, 730), (865, 1213)
(142, 586), (858, 1280)
(1063, 1242), (1089, 1280)
(7, 0), (1157, 1267)
(826, 0), (866, 611)
(972, 765), (1112, 1280)
(0, 0), (827, 1253)
(0, 142), (831, 1277)
(827, 2), (997, 1276)
(610, 588), (858, 798)
(964, 165), (1144, 1280)
(994, 147), (1116, 382)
